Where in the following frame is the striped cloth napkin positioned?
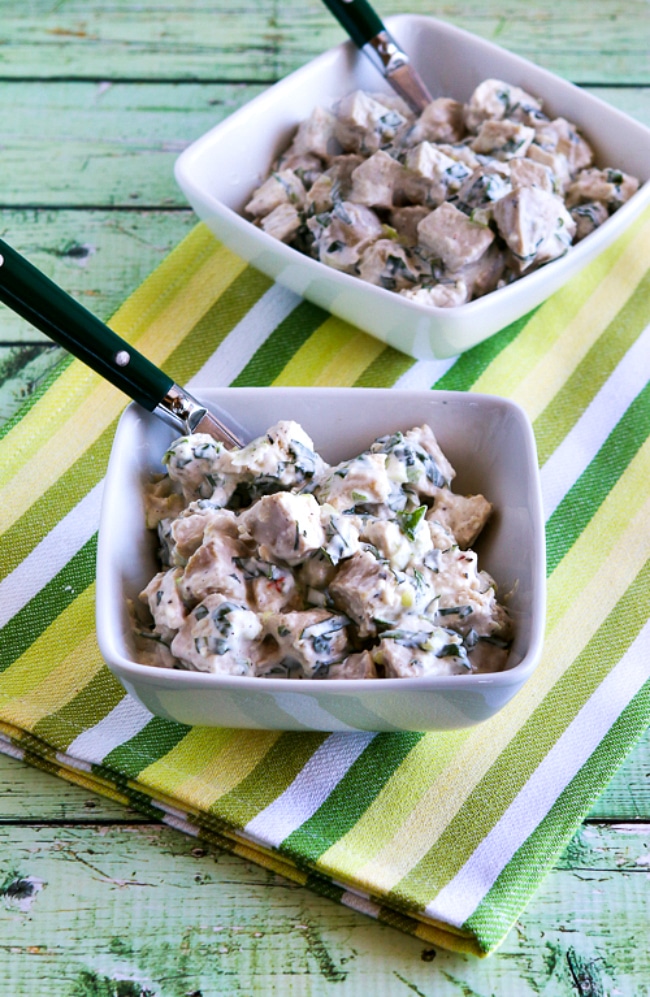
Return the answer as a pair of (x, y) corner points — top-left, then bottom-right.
(1, 211), (649, 956)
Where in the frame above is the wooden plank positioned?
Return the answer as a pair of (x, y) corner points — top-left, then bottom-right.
(0, 208), (199, 423)
(0, 819), (648, 994)
(0, 754), (142, 823)
(0, 81), (647, 211)
(588, 726), (650, 820)
(0, 0), (647, 84)
(0, 82), (264, 208)
(0, 208), (198, 337)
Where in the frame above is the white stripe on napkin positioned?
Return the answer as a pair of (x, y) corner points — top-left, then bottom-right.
(393, 357), (457, 390)
(243, 732), (375, 848)
(188, 283), (302, 389)
(65, 694), (152, 765)
(0, 480), (103, 630)
(163, 813), (200, 837)
(424, 618), (650, 928)
(341, 891), (382, 918)
(0, 739), (25, 761)
(55, 751), (92, 773)
(541, 322), (650, 519)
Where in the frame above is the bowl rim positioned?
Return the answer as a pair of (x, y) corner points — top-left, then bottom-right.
(174, 12), (650, 325)
(96, 386), (547, 696)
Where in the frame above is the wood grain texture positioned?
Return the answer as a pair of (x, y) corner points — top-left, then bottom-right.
(0, 82), (647, 211)
(0, 0), (649, 987)
(0, 209), (197, 422)
(0, 1), (648, 83)
(0, 83), (263, 208)
(1, 815), (649, 995)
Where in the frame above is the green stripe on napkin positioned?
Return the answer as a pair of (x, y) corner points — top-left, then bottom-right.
(0, 209), (649, 956)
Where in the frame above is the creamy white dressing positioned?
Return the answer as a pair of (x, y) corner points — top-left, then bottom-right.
(242, 79), (639, 306)
(135, 421), (512, 679)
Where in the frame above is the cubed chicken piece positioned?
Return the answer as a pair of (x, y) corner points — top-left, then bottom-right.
(470, 120), (535, 160)
(229, 420), (326, 492)
(171, 594), (261, 675)
(426, 519), (458, 550)
(179, 533), (249, 606)
(371, 426), (454, 499)
(275, 151), (324, 188)
(570, 202), (609, 242)
(404, 141), (457, 180)
(453, 243), (507, 300)
(417, 202), (495, 271)
(306, 154), (364, 213)
(456, 165), (512, 216)
(307, 200), (383, 272)
(263, 609), (351, 678)
(140, 568), (187, 641)
(493, 187), (576, 272)
(158, 500), (237, 568)
(245, 169), (306, 218)
(330, 549), (413, 637)
(464, 79), (543, 133)
(509, 157), (554, 192)
(314, 451), (392, 512)
(406, 425), (456, 481)
(229, 551), (297, 611)
(326, 650), (378, 680)
(200, 507), (240, 540)
(306, 172), (336, 215)
(240, 492), (325, 565)
(349, 150), (403, 208)
(430, 547), (512, 641)
(374, 626), (470, 677)
(361, 515), (433, 572)
(249, 565), (298, 614)
(163, 434), (235, 504)
(400, 280), (470, 309)
(357, 239), (421, 291)
(388, 205), (431, 246)
(131, 628), (178, 670)
(527, 144), (572, 192)
(319, 504), (361, 565)
(565, 168), (639, 212)
(467, 637), (509, 674)
(334, 90), (407, 154)
(291, 105), (339, 159)
(296, 551), (339, 591)
(426, 490), (492, 548)
(404, 98), (466, 145)
(436, 143), (482, 170)
(367, 91), (415, 118)
(534, 117), (593, 174)
(143, 475), (185, 529)
(400, 142), (471, 205)
(260, 202), (302, 243)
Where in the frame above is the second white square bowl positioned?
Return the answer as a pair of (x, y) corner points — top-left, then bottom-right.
(175, 15), (650, 360)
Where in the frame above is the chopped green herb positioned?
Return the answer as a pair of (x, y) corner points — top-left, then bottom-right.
(397, 505), (427, 540)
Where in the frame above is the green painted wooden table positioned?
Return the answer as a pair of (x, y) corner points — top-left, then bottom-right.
(1, 2), (648, 992)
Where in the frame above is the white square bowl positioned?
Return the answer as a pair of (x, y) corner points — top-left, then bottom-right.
(96, 388), (546, 732)
(174, 14), (650, 360)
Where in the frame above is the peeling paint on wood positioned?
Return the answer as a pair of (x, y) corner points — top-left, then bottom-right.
(0, 1), (648, 83)
(0, 820), (649, 993)
(0, 1), (649, 991)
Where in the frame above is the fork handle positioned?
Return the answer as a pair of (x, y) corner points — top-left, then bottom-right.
(0, 238), (173, 411)
(320, 0), (384, 48)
